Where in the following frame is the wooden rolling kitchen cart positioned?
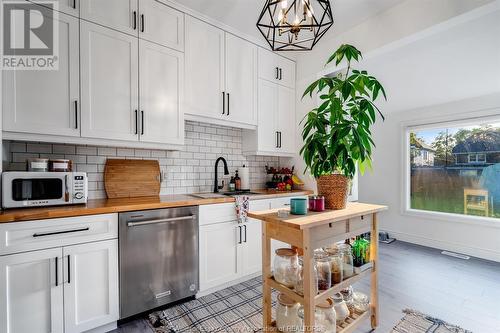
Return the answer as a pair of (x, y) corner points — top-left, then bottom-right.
(248, 202), (387, 332)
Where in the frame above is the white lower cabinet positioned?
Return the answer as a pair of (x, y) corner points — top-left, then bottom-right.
(199, 197), (306, 293)
(63, 240), (119, 333)
(0, 248), (64, 333)
(0, 215), (119, 333)
(199, 221), (239, 291)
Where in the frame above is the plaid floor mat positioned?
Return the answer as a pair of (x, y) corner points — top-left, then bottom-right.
(147, 276), (277, 333)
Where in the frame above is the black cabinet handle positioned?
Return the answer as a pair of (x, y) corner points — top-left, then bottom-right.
(276, 132), (279, 148)
(135, 110), (138, 134)
(279, 68), (282, 80)
(275, 67), (279, 80)
(141, 14), (145, 32)
(222, 92), (225, 115)
(238, 226), (242, 244)
(243, 225), (247, 243)
(133, 11), (137, 30)
(141, 111), (144, 135)
(33, 227), (89, 238)
(72, 0), (76, 9)
(55, 257), (58, 286)
(74, 100), (78, 129)
(279, 132), (282, 148)
(227, 93), (230, 116)
(67, 255), (71, 284)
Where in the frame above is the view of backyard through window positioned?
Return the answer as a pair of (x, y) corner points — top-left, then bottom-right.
(409, 121), (500, 219)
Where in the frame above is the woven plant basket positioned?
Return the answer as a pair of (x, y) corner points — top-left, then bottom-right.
(316, 174), (349, 210)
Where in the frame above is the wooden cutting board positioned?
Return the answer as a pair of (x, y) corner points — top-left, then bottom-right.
(104, 159), (161, 198)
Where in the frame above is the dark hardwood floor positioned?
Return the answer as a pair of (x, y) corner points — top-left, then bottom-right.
(112, 241), (500, 333)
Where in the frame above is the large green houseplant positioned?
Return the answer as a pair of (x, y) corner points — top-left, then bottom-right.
(301, 44), (386, 209)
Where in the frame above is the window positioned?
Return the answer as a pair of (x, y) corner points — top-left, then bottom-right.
(407, 120), (500, 220)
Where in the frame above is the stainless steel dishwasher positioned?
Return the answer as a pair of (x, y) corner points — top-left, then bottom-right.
(119, 206), (199, 319)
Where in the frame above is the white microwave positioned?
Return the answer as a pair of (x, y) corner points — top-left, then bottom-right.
(2, 172), (88, 209)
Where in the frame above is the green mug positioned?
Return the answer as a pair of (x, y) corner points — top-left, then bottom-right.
(290, 198), (308, 215)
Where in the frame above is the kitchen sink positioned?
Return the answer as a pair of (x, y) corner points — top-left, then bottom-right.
(222, 191), (260, 197)
(189, 191), (260, 199)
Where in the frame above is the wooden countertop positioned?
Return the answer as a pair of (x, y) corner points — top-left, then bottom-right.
(0, 189), (313, 223)
(248, 202), (387, 229)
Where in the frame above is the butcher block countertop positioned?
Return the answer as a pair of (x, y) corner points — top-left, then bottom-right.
(248, 202), (387, 229)
(0, 189), (313, 223)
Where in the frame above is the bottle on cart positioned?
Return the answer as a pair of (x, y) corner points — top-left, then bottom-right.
(229, 176), (236, 192)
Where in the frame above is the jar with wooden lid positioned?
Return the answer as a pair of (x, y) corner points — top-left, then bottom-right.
(276, 293), (301, 332)
(314, 249), (332, 291)
(28, 158), (49, 172)
(293, 256), (318, 296)
(273, 248), (299, 288)
(323, 247), (343, 284)
(297, 299), (336, 333)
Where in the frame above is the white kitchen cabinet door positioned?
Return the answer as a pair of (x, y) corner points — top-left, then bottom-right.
(80, 0), (138, 36)
(138, 0), (184, 51)
(0, 248), (63, 333)
(139, 40), (184, 145)
(30, 0), (79, 17)
(240, 199), (269, 276)
(2, 10), (79, 137)
(80, 21), (139, 141)
(185, 16), (225, 120)
(257, 79), (279, 153)
(63, 240), (119, 333)
(278, 57), (296, 89)
(277, 85), (296, 154)
(199, 222), (239, 291)
(240, 220), (262, 276)
(258, 48), (279, 83)
(224, 33), (257, 126)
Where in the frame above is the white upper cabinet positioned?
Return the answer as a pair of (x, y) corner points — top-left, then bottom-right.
(138, 0), (184, 51)
(185, 17), (258, 128)
(80, 21), (139, 142)
(277, 85), (296, 154)
(29, 0), (79, 17)
(63, 240), (119, 333)
(139, 40), (184, 145)
(0, 248), (64, 333)
(80, 0), (138, 35)
(258, 48), (295, 89)
(2, 10), (80, 137)
(242, 80), (296, 157)
(185, 16), (225, 120)
(224, 33), (257, 126)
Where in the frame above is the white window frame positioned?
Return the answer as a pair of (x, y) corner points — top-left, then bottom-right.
(401, 112), (500, 228)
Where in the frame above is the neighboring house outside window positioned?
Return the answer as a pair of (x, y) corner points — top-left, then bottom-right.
(408, 123), (500, 220)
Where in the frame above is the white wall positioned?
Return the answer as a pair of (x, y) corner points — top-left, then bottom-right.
(360, 93), (500, 262)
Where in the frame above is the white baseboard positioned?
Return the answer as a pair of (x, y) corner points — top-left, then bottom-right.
(196, 272), (261, 298)
(386, 230), (500, 262)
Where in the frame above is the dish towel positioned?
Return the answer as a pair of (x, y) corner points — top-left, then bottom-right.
(235, 195), (250, 223)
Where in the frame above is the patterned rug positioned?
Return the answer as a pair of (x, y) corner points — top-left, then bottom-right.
(147, 276), (276, 333)
(391, 309), (473, 333)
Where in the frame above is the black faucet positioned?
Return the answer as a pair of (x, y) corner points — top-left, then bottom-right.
(214, 157), (230, 193)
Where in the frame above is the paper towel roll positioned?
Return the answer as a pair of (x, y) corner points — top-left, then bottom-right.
(239, 165), (250, 190)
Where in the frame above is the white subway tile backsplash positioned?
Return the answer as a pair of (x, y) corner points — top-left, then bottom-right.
(4, 121), (288, 198)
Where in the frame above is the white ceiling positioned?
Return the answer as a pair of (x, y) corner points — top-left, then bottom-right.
(169, 0), (405, 45)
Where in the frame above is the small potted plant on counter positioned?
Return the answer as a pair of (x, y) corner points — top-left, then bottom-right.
(300, 44), (386, 209)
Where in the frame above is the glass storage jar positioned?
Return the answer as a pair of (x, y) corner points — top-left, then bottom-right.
(340, 286), (354, 312)
(297, 299), (336, 333)
(276, 293), (302, 332)
(294, 256), (318, 296)
(273, 248), (299, 288)
(332, 293), (350, 324)
(323, 247), (343, 284)
(338, 243), (354, 279)
(352, 291), (370, 314)
(314, 250), (332, 291)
